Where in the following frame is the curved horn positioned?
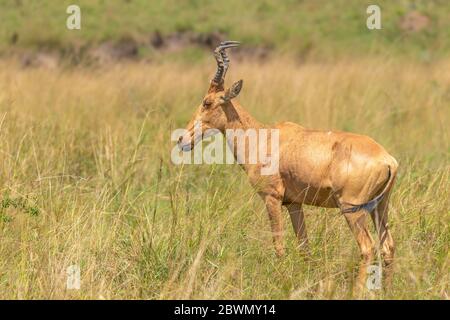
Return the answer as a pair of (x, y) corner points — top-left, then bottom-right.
(212, 41), (240, 84)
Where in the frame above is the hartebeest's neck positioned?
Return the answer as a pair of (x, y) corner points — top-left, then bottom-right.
(222, 101), (265, 132)
(222, 101), (273, 175)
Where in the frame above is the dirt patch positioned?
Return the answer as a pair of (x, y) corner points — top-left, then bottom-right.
(20, 51), (59, 69)
(148, 30), (272, 60)
(88, 37), (139, 63)
(10, 31), (271, 68)
(150, 30), (227, 51)
(399, 11), (430, 33)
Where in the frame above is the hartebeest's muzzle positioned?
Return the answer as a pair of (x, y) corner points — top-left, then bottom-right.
(177, 133), (194, 152)
(177, 128), (203, 152)
(177, 123), (220, 152)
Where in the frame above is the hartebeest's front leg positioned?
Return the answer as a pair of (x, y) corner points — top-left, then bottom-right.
(286, 203), (309, 253)
(263, 196), (285, 257)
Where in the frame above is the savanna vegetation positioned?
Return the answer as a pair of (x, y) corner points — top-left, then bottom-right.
(0, 0), (448, 299)
(1, 0), (450, 59)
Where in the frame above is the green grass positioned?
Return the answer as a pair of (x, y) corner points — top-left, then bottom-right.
(1, 0), (450, 59)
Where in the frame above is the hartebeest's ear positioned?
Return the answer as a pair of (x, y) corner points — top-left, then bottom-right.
(223, 80), (243, 102)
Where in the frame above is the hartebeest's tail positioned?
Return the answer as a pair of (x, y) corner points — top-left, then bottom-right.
(342, 165), (395, 214)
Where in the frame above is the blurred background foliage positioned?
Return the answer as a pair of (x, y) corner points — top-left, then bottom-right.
(0, 0), (449, 61)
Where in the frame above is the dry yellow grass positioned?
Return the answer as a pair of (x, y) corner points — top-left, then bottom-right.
(0, 56), (448, 299)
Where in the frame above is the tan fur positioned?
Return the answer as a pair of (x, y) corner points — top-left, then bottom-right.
(178, 67), (398, 295)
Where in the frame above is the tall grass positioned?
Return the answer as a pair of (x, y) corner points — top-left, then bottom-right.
(0, 56), (448, 299)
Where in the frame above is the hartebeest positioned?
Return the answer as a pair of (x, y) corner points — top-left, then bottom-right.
(177, 41), (398, 293)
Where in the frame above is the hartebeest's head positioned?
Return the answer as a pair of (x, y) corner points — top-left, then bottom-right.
(178, 41), (243, 151)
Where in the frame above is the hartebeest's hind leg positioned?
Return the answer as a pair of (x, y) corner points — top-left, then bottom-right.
(371, 195), (395, 288)
(342, 209), (375, 297)
(263, 196), (285, 257)
(285, 203), (309, 253)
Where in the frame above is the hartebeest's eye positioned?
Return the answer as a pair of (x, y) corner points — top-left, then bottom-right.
(203, 100), (212, 108)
